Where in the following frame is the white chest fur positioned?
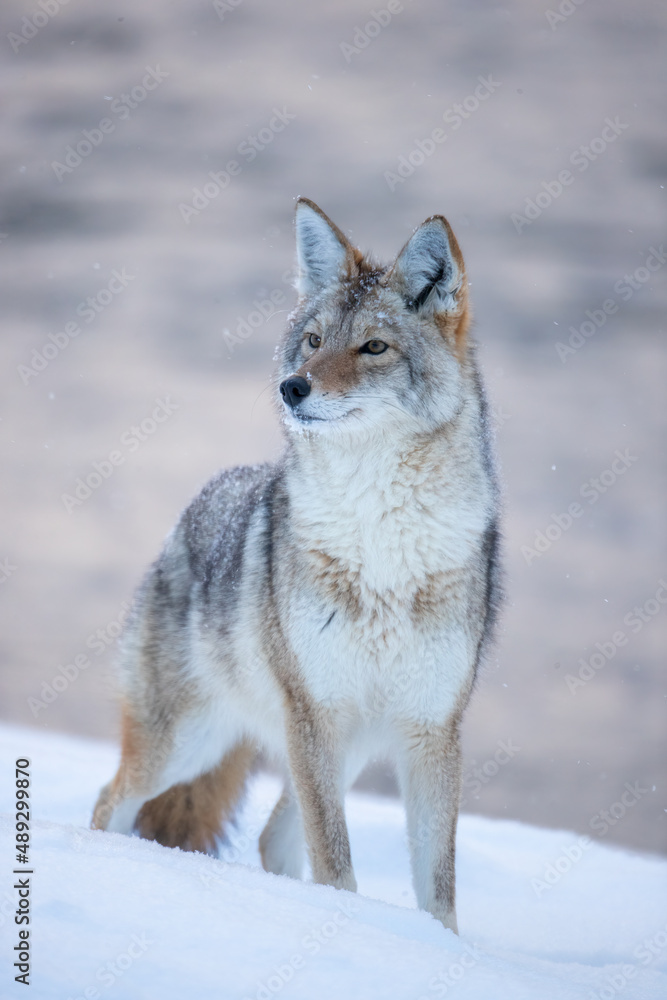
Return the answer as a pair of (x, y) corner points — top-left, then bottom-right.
(282, 423), (490, 719)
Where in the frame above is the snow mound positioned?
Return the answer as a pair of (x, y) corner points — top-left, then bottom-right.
(0, 724), (665, 999)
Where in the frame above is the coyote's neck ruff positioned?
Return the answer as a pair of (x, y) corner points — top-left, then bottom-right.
(93, 198), (500, 936)
(287, 406), (491, 592)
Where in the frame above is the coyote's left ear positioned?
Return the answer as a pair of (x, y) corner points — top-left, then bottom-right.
(294, 197), (358, 298)
(388, 216), (469, 350)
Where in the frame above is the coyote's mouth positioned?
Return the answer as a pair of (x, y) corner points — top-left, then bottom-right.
(290, 408), (359, 425)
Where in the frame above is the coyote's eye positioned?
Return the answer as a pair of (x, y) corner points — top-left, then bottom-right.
(360, 339), (388, 355)
(308, 333), (321, 349)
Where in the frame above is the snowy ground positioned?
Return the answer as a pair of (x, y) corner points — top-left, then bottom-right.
(0, 725), (666, 999)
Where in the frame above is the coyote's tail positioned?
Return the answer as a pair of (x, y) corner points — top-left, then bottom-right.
(136, 740), (256, 855)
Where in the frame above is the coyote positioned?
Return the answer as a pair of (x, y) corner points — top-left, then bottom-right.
(92, 198), (500, 933)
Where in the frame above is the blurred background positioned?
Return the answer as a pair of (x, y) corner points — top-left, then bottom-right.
(1, 0), (665, 854)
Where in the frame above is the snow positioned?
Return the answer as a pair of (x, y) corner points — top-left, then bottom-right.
(1, 724), (666, 999)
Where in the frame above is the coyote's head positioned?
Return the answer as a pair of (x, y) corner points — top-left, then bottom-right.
(278, 198), (471, 437)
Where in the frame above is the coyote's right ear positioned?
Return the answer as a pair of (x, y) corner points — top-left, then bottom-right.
(389, 216), (466, 316)
(294, 198), (357, 298)
(388, 216), (470, 354)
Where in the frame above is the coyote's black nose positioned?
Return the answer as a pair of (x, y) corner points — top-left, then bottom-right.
(280, 376), (311, 408)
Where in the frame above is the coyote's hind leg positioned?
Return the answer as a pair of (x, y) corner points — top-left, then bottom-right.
(91, 702), (174, 835)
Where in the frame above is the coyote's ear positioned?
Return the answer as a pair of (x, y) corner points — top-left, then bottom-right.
(389, 216), (466, 316)
(295, 197), (356, 298)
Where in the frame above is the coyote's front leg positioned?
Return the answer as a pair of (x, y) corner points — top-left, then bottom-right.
(284, 695), (357, 892)
(397, 719), (462, 933)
